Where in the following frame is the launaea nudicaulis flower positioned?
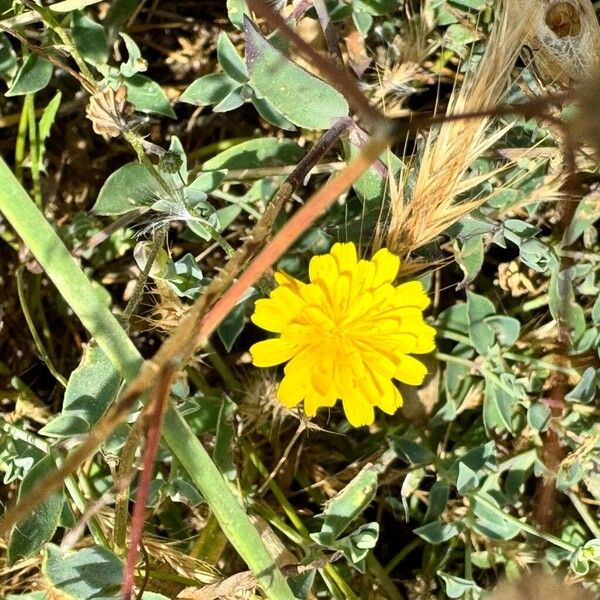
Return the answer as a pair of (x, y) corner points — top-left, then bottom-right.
(249, 242), (435, 427)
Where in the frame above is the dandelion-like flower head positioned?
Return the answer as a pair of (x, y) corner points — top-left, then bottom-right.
(250, 242), (435, 427)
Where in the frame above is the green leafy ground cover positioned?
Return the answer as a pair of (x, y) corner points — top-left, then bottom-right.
(1, 0), (600, 598)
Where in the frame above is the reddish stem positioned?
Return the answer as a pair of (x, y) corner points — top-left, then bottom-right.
(121, 366), (175, 600)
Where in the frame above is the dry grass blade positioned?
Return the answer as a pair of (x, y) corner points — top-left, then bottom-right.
(178, 571), (257, 600)
(386, 0), (532, 256)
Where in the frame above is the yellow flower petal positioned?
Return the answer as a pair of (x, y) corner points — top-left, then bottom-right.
(411, 324), (437, 354)
(371, 248), (400, 287)
(343, 394), (374, 427)
(250, 338), (296, 367)
(376, 380), (403, 414)
(274, 270), (304, 293)
(309, 253), (338, 284)
(394, 281), (430, 309)
(311, 357), (334, 396)
(251, 287), (304, 331)
(299, 283), (329, 311)
(277, 372), (305, 407)
(332, 272), (351, 308)
(304, 391), (337, 416)
(251, 299), (293, 332)
(330, 242), (357, 273)
(354, 259), (376, 293)
(394, 355), (428, 385)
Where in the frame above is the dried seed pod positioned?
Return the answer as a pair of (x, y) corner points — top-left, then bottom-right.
(86, 85), (129, 138)
(518, 0), (600, 87)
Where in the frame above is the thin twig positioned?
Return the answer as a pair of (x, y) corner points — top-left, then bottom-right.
(120, 224), (168, 331)
(16, 266), (68, 387)
(0, 24), (96, 94)
(533, 127), (582, 531)
(121, 364), (176, 600)
(313, 0), (344, 64)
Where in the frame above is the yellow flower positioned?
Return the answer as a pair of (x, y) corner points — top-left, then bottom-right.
(249, 242), (435, 427)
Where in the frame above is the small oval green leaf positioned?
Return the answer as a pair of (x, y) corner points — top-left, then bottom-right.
(217, 31), (247, 82)
(71, 10), (108, 65)
(8, 456), (64, 563)
(244, 17), (348, 129)
(179, 72), (239, 107)
(43, 544), (123, 600)
(92, 162), (161, 215)
(124, 74), (175, 117)
(6, 54), (53, 96)
(203, 137), (304, 171)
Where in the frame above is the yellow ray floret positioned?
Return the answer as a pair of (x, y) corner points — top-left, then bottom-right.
(249, 242), (436, 427)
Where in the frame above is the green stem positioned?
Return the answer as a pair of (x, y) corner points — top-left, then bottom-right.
(436, 328), (471, 346)
(17, 266), (67, 387)
(205, 340), (239, 391)
(23, 0), (95, 84)
(199, 221), (235, 257)
(518, 293), (549, 313)
(464, 540), (472, 586)
(25, 94), (42, 207)
(113, 420), (142, 558)
(365, 554), (406, 600)
(189, 136), (254, 162)
(566, 490), (600, 539)
(210, 189), (262, 219)
(470, 492), (577, 552)
(123, 130), (174, 198)
(189, 511), (228, 563)
(435, 351), (477, 370)
(384, 538), (422, 574)
(15, 95), (29, 182)
(244, 440), (309, 536)
(0, 157), (296, 600)
(251, 501), (307, 546)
